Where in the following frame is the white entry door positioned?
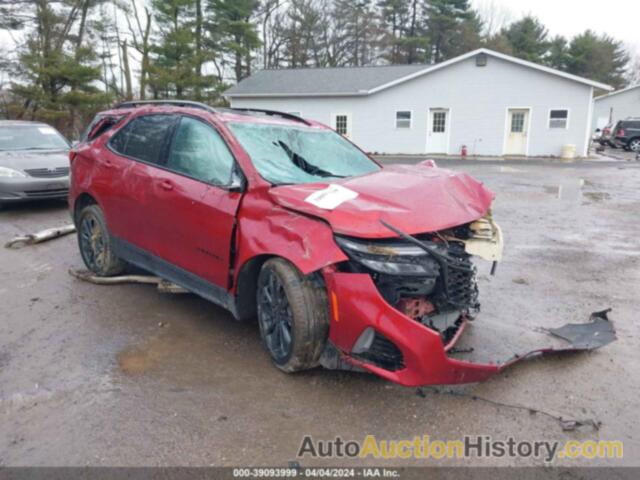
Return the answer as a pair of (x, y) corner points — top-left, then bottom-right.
(505, 108), (530, 155)
(426, 108), (449, 153)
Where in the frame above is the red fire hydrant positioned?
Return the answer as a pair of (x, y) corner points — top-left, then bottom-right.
(461, 145), (468, 158)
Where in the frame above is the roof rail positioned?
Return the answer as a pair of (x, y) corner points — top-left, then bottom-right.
(229, 108), (311, 126)
(115, 100), (217, 113)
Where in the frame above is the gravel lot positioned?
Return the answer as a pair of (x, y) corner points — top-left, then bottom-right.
(1, 158), (639, 467)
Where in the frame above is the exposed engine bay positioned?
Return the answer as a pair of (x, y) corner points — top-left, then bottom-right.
(334, 214), (503, 345)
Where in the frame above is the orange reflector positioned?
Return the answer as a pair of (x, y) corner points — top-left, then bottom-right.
(331, 291), (339, 322)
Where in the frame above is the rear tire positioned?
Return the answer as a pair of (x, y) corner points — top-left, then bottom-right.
(257, 258), (329, 372)
(77, 204), (126, 276)
(629, 138), (640, 152)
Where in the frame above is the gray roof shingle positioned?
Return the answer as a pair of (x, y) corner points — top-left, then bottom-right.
(224, 49), (613, 97)
(224, 63), (431, 97)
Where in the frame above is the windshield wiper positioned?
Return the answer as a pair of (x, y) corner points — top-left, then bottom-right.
(275, 140), (345, 178)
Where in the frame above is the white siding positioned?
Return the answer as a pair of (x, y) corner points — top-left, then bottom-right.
(592, 87), (640, 130)
(230, 56), (593, 157)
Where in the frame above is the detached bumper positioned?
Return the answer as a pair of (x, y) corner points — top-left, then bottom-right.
(323, 270), (616, 386)
(0, 177), (69, 202)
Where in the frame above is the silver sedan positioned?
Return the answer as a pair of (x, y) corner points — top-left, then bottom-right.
(0, 121), (70, 207)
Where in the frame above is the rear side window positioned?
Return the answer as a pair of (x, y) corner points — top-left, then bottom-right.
(628, 121), (640, 129)
(82, 114), (126, 142)
(109, 114), (177, 164)
(166, 116), (234, 185)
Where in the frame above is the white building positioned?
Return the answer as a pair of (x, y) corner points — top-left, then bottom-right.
(225, 48), (612, 157)
(592, 85), (640, 130)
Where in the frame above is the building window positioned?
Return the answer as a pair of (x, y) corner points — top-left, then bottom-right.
(511, 112), (525, 133)
(335, 114), (348, 136)
(396, 111), (412, 129)
(549, 109), (569, 129)
(432, 111), (447, 133)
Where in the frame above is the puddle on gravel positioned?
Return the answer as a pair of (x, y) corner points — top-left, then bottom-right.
(117, 332), (174, 375)
(538, 179), (611, 203)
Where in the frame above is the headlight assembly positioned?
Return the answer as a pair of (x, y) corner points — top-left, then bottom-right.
(334, 235), (440, 277)
(0, 167), (27, 178)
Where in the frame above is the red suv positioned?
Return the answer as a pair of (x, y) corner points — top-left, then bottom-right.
(69, 101), (504, 386)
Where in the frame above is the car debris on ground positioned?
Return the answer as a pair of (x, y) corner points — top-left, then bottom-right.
(68, 269), (188, 294)
(5, 224), (76, 249)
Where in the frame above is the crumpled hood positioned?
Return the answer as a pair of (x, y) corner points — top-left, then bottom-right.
(269, 162), (495, 238)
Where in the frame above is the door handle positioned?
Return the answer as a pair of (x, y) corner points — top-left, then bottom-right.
(160, 180), (173, 191)
(103, 159), (113, 168)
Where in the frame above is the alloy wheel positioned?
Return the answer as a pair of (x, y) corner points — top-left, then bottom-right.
(258, 268), (293, 363)
(79, 214), (107, 273)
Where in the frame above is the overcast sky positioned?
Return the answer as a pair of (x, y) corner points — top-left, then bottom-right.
(472, 0), (640, 54)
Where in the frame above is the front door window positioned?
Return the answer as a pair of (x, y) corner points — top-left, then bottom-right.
(511, 112), (525, 133)
(166, 116), (234, 185)
(432, 111), (447, 133)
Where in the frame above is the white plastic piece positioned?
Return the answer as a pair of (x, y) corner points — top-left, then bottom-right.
(304, 184), (358, 210)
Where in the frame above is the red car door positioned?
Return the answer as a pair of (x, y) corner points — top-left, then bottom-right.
(149, 116), (242, 289)
(102, 114), (179, 254)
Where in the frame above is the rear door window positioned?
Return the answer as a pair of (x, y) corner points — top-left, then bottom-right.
(165, 116), (235, 185)
(83, 114), (127, 143)
(109, 114), (177, 164)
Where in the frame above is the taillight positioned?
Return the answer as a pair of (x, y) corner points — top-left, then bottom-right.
(603, 128), (610, 135)
(617, 129), (625, 137)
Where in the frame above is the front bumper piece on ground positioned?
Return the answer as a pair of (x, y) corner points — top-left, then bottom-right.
(322, 270), (616, 386)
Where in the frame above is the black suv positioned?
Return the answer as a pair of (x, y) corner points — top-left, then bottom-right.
(612, 118), (640, 152)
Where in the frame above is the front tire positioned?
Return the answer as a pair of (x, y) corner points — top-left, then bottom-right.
(77, 204), (126, 276)
(257, 258), (329, 372)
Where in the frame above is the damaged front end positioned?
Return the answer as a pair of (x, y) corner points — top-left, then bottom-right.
(333, 214), (501, 351)
(322, 215), (614, 386)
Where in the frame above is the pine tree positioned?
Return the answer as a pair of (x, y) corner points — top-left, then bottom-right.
(148, 0), (204, 99)
(566, 30), (629, 89)
(546, 36), (571, 71)
(424, 0), (478, 62)
(401, 0), (428, 64)
(502, 15), (549, 64)
(378, 0), (409, 64)
(208, 0), (261, 82)
(7, 0), (111, 137)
